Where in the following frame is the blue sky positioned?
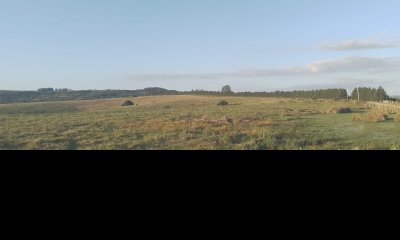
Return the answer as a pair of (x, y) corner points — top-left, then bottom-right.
(1, 0), (400, 94)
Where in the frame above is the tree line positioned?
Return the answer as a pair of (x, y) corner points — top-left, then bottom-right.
(0, 85), (396, 104)
(186, 87), (348, 100)
(188, 85), (395, 102)
(350, 86), (391, 101)
(0, 88), (178, 104)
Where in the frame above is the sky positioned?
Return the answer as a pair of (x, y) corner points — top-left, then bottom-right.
(1, 0), (400, 94)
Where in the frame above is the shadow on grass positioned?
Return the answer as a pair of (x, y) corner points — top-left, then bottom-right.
(65, 139), (79, 150)
(0, 140), (19, 150)
(254, 134), (343, 150)
(352, 109), (370, 114)
(0, 104), (78, 115)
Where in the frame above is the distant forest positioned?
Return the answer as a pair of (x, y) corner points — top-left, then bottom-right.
(185, 86), (394, 101)
(0, 87), (178, 104)
(350, 86), (391, 102)
(187, 88), (348, 100)
(0, 86), (396, 104)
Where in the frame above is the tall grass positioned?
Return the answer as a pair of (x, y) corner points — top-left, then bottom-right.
(364, 110), (389, 123)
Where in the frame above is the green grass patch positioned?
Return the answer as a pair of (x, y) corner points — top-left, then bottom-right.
(1, 96), (399, 150)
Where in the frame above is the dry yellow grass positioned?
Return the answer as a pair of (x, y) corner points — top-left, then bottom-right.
(396, 113), (400, 123)
(352, 114), (363, 121)
(1, 95), (400, 150)
(68, 95), (288, 112)
(364, 110), (389, 123)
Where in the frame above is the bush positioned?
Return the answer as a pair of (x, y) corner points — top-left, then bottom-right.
(364, 111), (389, 123)
(338, 108), (352, 113)
(327, 107), (352, 114)
(217, 100), (229, 106)
(121, 100), (134, 106)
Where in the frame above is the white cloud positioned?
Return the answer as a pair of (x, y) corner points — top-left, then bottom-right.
(318, 39), (398, 51)
(127, 57), (400, 81)
(304, 57), (400, 73)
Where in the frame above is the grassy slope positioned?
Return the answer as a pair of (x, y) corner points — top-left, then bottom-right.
(0, 95), (399, 150)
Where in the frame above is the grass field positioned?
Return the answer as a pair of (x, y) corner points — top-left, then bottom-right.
(1, 95), (399, 150)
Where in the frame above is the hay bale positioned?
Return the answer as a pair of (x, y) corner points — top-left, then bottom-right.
(121, 100), (134, 106)
(217, 100), (229, 106)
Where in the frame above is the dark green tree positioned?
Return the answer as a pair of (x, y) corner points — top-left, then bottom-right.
(351, 86), (389, 101)
(376, 86), (389, 101)
(221, 85), (232, 93)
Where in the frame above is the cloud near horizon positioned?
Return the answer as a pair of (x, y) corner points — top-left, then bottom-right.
(128, 57), (400, 81)
(318, 39), (398, 51)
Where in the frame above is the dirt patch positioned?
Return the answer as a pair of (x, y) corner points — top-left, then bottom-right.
(255, 119), (278, 127)
(194, 115), (233, 125)
(238, 117), (259, 124)
(193, 116), (276, 126)
(299, 109), (320, 114)
(285, 109), (320, 115)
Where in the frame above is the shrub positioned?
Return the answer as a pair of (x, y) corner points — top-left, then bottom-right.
(337, 108), (352, 113)
(364, 111), (389, 123)
(217, 100), (229, 106)
(327, 107), (352, 114)
(121, 100), (134, 106)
